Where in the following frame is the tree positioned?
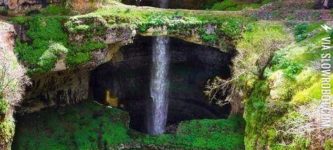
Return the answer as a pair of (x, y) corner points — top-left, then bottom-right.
(0, 48), (29, 107)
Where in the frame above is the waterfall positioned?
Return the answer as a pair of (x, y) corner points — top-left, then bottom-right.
(158, 0), (168, 8)
(148, 36), (170, 135)
(147, 0), (170, 135)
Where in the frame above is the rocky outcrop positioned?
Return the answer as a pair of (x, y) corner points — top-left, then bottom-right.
(19, 69), (90, 113)
(3, 0), (61, 12)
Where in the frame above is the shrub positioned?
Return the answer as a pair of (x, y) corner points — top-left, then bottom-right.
(200, 32), (218, 42)
(141, 116), (245, 150)
(0, 99), (8, 115)
(294, 23), (309, 42)
(14, 16), (68, 73)
(0, 118), (15, 146)
(40, 5), (71, 15)
(38, 43), (69, 72)
(211, 0), (270, 11)
(325, 139), (333, 150)
(0, 49), (28, 106)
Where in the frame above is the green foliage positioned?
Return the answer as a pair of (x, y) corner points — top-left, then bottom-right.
(235, 22), (290, 90)
(325, 139), (333, 150)
(10, 16), (28, 25)
(218, 18), (244, 38)
(66, 41), (106, 67)
(13, 102), (131, 150)
(200, 32), (218, 43)
(13, 15), (107, 74)
(244, 80), (288, 149)
(40, 5), (71, 16)
(0, 98), (8, 115)
(0, 118), (15, 145)
(211, 0), (271, 11)
(293, 23), (323, 42)
(244, 23), (332, 149)
(294, 23), (309, 42)
(270, 51), (303, 79)
(14, 16), (68, 73)
(88, 6), (250, 42)
(38, 42), (69, 72)
(140, 116), (245, 150)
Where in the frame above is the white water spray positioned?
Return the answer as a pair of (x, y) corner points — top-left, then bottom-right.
(148, 36), (170, 135)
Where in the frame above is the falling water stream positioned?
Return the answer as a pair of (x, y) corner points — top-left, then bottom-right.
(147, 0), (170, 135)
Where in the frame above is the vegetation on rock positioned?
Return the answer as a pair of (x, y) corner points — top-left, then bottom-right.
(243, 22), (333, 149)
(211, 0), (272, 11)
(0, 22), (29, 149)
(0, 0), (332, 149)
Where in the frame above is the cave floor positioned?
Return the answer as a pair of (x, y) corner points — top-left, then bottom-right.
(13, 101), (244, 150)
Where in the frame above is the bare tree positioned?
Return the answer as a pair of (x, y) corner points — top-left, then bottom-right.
(0, 48), (29, 106)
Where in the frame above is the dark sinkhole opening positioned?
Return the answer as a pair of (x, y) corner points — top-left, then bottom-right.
(121, 0), (217, 9)
(90, 36), (233, 133)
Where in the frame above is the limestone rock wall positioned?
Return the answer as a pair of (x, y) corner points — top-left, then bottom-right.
(0, 21), (28, 150)
(2, 0), (61, 11)
(20, 69), (90, 113)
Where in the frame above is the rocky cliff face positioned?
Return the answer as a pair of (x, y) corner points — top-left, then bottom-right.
(1, 0), (61, 12)
(0, 21), (28, 150)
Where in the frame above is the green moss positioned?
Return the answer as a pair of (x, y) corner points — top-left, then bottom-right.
(40, 5), (71, 16)
(325, 139), (333, 150)
(244, 22), (332, 149)
(13, 14), (107, 74)
(14, 16), (68, 73)
(38, 42), (69, 72)
(13, 4), (252, 74)
(13, 102), (131, 150)
(10, 16), (29, 25)
(66, 41), (106, 67)
(140, 116), (245, 150)
(83, 6), (251, 41)
(270, 50), (304, 79)
(211, 0), (272, 11)
(293, 22), (323, 42)
(200, 32), (218, 43)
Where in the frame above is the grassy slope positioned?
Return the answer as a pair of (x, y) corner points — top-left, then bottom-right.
(242, 21), (333, 149)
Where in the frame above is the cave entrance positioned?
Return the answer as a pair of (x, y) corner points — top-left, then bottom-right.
(90, 36), (233, 133)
